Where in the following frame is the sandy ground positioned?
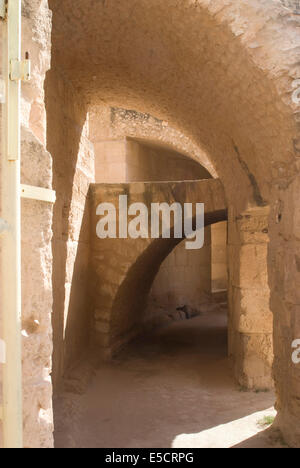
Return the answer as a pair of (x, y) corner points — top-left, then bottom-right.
(54, 307), (286, 448)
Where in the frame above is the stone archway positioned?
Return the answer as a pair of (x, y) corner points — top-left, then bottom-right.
(89, 105), (217, 178)
(89, 179), (227, 356)
(18, 0), (300, 447)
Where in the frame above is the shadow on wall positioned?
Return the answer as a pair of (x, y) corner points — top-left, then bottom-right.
(45, 67), (93, 392)
(63, 195), (93, 377)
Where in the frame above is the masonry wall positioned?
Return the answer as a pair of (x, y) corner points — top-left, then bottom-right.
(92, 135), (216, 314)
(227, 207), (273, 390)
(150, 229), (212, 310)
(90, 106), (216, 178)
(90, 179), (227, 357)
(126, 139), (209, 182)
(94, 137), (210, 183)
(45, 69), (95, 391)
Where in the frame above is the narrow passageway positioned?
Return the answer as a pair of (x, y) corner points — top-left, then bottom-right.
(54, 305), (280, 448)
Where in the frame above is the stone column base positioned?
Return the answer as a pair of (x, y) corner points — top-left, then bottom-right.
(233, 331), (273, 390)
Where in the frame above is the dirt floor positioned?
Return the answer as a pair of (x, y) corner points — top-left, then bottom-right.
(54, 306), (285, 448)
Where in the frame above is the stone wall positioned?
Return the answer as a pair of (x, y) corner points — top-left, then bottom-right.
(150, 230), (212, 310)
(92, 135), (216, 312)
(125, 139), (210, 182)
(20, 0), (54, 449)
(228, 206), (273, 390)
(45, 69), (94, 391)
(89, 179), (227, 357)
(269, 177), (300, 446)
(94, 137), (211, 183)
(90, 106), (217, 178)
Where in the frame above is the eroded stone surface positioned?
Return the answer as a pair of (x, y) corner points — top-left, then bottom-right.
(228, 207), (273, 390)
(18, 0), (54, 448)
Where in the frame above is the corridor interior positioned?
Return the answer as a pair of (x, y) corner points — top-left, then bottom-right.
(54, 302), (280, 448)
(53, 120), (280, 448)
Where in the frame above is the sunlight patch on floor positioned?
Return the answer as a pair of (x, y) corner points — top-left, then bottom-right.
(172, 408), (276, 448)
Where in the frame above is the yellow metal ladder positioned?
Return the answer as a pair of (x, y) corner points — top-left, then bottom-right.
(0, 0), (24, 449)
(0, 0), (24, 448)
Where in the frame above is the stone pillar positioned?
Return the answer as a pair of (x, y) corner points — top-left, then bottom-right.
(228, 206), (273, 390)
(269, 177), (300, 447)
(211, 221), (228, 293)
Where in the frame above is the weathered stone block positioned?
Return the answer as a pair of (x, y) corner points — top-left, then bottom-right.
(234, 332), (274, 390)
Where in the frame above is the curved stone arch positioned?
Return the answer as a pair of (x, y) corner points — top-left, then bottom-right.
(90, 179), (227, 353)
(50, 0), (300, 209)
(17, 0), (300, 449)
(47, 0), (300, 446)
(90, 105), (218, 177)
(109, 209), (227, 353)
